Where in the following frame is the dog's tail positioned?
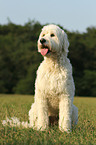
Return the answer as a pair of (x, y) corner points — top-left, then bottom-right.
(2, 117), (31, 128)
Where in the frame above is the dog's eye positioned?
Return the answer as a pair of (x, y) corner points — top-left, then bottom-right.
(42, 34), (45, 37)
(50, 34), (55, 37)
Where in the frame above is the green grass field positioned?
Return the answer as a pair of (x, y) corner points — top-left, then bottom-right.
(0, 94), (96, 145)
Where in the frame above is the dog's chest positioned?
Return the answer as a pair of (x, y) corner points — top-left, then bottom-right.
(36, 62), (67, 96)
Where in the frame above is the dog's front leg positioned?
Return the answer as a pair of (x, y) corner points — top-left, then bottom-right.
(37, 97), (49, 131)
(59, 95), (72, 132)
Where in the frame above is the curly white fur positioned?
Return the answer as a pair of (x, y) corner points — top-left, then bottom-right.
(29, 24), (78, 132)
(2, 24), (78, 132)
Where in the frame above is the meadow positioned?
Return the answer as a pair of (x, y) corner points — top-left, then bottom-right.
(0, 94), (96, 145)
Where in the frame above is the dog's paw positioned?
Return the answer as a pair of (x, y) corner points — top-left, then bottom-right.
(59, 119), (72, 133)
(37, 124), (48, 131)
(59, 126), (72, 133)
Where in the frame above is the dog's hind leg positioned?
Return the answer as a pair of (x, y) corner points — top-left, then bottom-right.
(72, 105), (78, 125)
(29, 103), (38, 129)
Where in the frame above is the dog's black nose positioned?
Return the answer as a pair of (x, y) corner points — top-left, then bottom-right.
(40, 38), (46, 44)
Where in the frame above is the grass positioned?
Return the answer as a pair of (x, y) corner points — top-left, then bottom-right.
(0, 94), (96, 145)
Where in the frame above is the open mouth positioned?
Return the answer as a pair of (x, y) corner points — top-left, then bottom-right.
(41, 45), (51, 56)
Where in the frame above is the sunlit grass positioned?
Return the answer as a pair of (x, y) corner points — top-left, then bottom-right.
(0, 94), (96, 145)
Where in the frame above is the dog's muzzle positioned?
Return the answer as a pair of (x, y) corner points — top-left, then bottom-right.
(39, 38), (51, 56)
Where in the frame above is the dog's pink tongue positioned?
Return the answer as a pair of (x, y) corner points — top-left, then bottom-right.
(41, 48), (48, 56)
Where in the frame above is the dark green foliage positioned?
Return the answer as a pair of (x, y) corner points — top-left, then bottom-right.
(0, 20), (96, 96)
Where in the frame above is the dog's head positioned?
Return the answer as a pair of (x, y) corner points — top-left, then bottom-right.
(38, 24), (69, 57)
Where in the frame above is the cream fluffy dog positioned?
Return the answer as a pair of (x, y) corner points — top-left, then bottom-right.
(2, 24), (78, 132)
(29, 24), (78, 132)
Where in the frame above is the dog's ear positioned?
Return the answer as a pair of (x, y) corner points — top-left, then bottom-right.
(62, 30), (69, 55)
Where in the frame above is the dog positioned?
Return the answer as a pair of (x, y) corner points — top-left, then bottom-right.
(2, 24), (78, 132)
(29, 24), (78, 132)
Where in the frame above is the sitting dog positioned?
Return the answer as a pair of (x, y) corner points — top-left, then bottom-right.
(29, 24), (78, 132)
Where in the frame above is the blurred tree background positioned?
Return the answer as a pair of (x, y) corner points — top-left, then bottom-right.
(0, 20), (96, 96)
